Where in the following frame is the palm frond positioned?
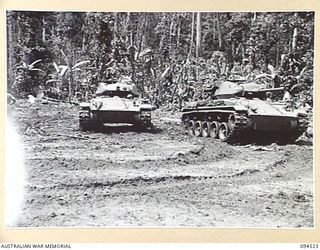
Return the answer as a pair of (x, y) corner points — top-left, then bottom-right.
(29, 59), (42, 67)
(53, 62), (59, 73)
(46, 79), (60, 84)
(60, 66), (69, 77)
(29, 68), (45, 73)
(72, 60), (90, 70)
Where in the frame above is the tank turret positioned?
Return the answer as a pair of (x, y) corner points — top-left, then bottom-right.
(210, 81), (284, 100)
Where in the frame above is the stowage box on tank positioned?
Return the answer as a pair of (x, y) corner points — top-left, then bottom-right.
(181, 80), (308, 144)
(79, 77), (154, 131)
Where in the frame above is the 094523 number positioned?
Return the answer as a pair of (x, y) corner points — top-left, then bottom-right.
(300, 244), (319, 249)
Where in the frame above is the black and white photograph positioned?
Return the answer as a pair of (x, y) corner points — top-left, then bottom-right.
(5, 11), (314, 228)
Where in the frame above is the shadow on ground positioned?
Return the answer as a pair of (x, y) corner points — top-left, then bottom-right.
(81, 123), (163, 134)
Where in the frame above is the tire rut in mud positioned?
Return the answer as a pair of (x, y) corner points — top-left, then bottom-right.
(8, 100), (314, 227)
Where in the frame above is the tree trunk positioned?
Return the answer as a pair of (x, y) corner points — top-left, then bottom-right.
(292, 13), (298, 52)
(176, 17), (181, 49)
(113, 13), (118, 33)
(212, 13), (216, 41)
(196, 12), (201, 59)
(252, 12), (257, 22)
(42, 17), (46, 43)
(82, 33), (86, 52)
(169, 15), (174, 55)
(188, 12), (195, 59)
(231, 41), (235, 64)
(68, 70), (73, 102)
(276, 42), (280, 68)
(216, 13), (223, 50)
(125, 12), (130, 44)
(137, 14), (147, 59)
(236, 43), (242, 57)
(51, 25), (55, 37)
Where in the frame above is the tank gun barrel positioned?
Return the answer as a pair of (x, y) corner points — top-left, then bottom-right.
(256, 87), (285, 93)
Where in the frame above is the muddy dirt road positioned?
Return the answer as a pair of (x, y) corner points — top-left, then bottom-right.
(7, 100), (314, 227)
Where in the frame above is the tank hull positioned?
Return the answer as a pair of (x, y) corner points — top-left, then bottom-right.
(91, 110), (151, 125)
(93, 110), (140, 124)
(249, 115), (298, 132)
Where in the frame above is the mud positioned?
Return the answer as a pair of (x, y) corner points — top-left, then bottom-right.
(7, 100), (314, 227)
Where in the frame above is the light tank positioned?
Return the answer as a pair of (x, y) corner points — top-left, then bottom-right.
(181, 80), (308, 144)
(79, 77), (154, 131)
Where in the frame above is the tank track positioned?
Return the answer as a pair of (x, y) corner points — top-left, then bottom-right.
(278, 114), (309, 144)
(184, 111), (251, 144)
(136, 111), (152, 131)
(79, 107), (103, 131)
(184, 110), (309, 144)
(225, 112), (250, 143)
(79, 107), (94, 131)
(297, 115), (309, 134)
(139, 111), (152, 127)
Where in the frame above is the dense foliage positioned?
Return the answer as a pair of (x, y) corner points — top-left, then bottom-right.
(7, 11), (314, 108)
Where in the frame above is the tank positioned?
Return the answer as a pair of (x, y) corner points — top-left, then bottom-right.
(181, 80), (308, 144)
(79, 77), (154, 131)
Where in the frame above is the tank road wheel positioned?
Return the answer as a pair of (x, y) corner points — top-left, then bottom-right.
(188, 120), (196, 136)
(201, 121), (211, 137)
(194, 121), (203, 137)
(218, 122), (229, 141)
(210, 121), (220, 138)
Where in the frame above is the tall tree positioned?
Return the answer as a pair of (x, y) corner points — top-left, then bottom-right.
(196, 12), (202, 58)
(292, 12), (298, 52)
(188, 12), (195, 59)
(216, 13), (223, 50)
